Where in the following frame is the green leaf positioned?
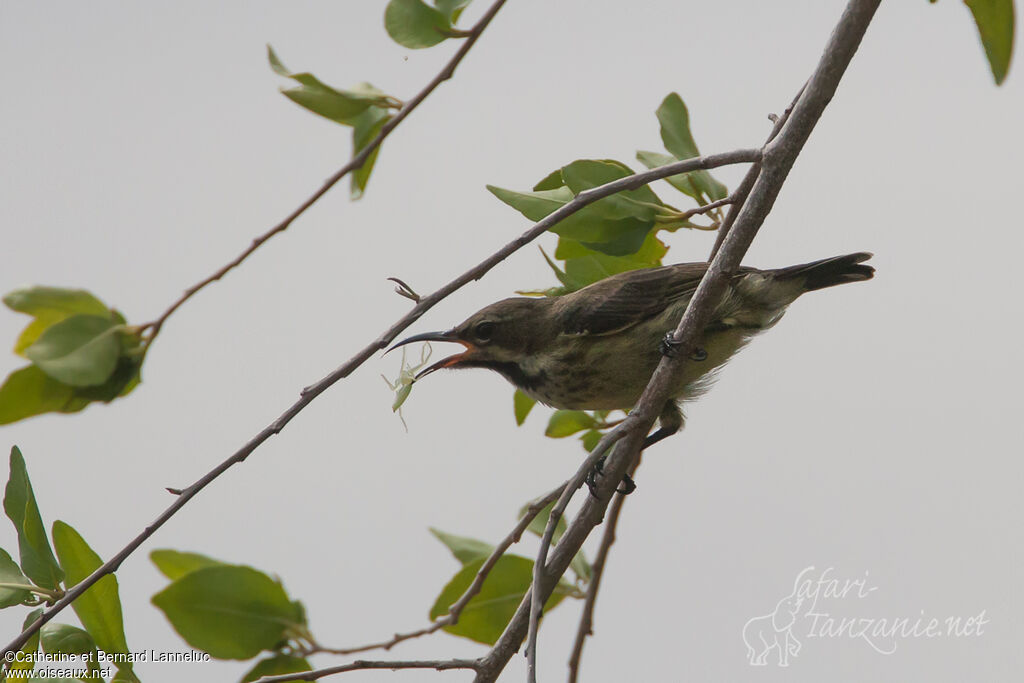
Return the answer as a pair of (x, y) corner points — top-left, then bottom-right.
(434, 0), (473, 23)
(558, 232), (668, 291)
(3, 447), (63, 590)
(151, 565), (302, 660)
(385, 0), (452, 48)
(52, 521), (130, 656)
(519, 500), (566, 542)
(579, 429), (604, 453)
(24, 314), (121, 387)
(7, 607), (43, 676)
(516, 498), (590, 581)
(0, 365), (79, 425)
(4, 287), (110, 357)
(111, 667), (142, 683)
(545, 410), (596, 438)
(532, 168), (566, 191)
(636, 149), (728, 205)
(39, 622), (104, 680)
(3, 287), (109, 318)
(428, 528), (493, 564)
(577, 218), (652, 256)
(555, 230), (666, 264)
(487, 184), (574, 220)
(268, 46), (390, 125)
(241, 655), (312, 683)
(563, 160), (669, 249)
(964, 0), (1015, 84)
(486, 183), (654, 256)
(150, 549), (225, 581)
(560, 159), (662, 216)
(492, 159), (667, 256)
(513, 390), (536, 426)
(651, 94), (729, 201)
(570, 549), (593, 583)
(39, 623), (105, 679)
(636, 150), (700, 197)
(71, 356), (143, 403)
(40, 622), (96, 656)
(0, 547), (32, 607)
(429, 555), (571, 645)
(657, 93), (700, 161)
(351, 106), (393, 199)
(696, 171), (728, 203)
(536, 247), (576, 291)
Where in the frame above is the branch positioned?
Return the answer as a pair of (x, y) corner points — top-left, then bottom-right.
(524, 427), (629, 681)
(140, 0), (510, 340)
(253, 659), (480, 683)
(480, 2), (882, 681)
(566, 458), (639, 683)
(671, 194), (734, 222)
(2, 147), (758, 657)
(310, 483), (566, 657)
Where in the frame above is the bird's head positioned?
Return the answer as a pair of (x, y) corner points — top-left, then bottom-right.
(387, 297), (546, 380)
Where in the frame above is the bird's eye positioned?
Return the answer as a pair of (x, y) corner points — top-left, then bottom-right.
(474, 321), (496, 343)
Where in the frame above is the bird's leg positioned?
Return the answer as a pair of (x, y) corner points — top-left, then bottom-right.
(642, 401), (685, 449)
(586, 402), (684, 497)
(586, 456), (636, 497)
(659, 333), (708, 361)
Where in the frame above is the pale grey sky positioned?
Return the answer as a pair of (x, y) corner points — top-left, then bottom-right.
(1, 1), (1020, 681)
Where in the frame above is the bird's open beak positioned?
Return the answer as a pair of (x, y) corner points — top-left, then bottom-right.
(386, 330), (476, 380)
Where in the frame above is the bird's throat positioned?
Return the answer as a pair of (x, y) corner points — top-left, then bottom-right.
(458, 358), (548, 395)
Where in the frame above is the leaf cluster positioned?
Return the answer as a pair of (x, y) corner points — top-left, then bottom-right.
(494, 93), (728, 452)
(149, 550), (312, 682)
(0, 289), (144, 425)
(426, 496), (590, 645)
(1, 447), (140, 682)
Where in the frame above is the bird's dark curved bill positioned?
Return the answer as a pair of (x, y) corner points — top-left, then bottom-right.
(385, 329), (471, 380)
(386, 329), (459, 354)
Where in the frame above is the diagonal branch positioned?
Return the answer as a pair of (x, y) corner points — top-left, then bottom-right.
(566, 458), (639, 683)
(488, 2), (882, 681)
(2, 148), (759, 657)
(140, 0), (510, 340)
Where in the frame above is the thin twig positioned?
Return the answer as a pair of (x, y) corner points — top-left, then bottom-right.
(672, 195), (734, 222)
(478, 3), (881, 681)
(566, 457), (640, 683)
(2, 143), (757, 659)
(252, 658), (481, 683)
(139, 0), (511, 341)
(387, 277), (421, 303)
(309, 483), (566, 657)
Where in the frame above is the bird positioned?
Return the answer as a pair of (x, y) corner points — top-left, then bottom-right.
(389, 252), (873, 489)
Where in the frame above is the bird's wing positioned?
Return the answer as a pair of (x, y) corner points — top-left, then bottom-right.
(557, 263), (712, 336)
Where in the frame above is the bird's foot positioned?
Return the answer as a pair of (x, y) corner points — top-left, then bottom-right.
(659, 333), (682, 357)
(586, 455), (637, 497)
(659, 334), (708, 361)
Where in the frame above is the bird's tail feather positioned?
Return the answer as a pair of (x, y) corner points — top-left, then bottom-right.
(773, 252), (875, 292)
